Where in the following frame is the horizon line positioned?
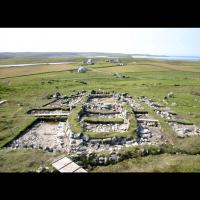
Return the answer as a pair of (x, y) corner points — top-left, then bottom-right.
(0, 51), (199, 57)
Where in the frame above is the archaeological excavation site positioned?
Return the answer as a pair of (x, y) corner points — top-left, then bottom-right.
(5, 90), (200, 172)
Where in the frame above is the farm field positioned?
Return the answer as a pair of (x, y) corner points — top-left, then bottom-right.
(0, 64), (77, 78)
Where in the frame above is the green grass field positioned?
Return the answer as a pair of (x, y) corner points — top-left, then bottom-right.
(93, 153), (200, 172)
(0, 57), (200, 172)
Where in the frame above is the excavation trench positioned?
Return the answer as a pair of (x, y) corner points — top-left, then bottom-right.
(27, 108), (69, 117)
(7, 118), (68, 152)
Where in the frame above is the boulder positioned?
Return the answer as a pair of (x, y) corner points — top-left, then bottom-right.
(111, 137), (118, 145)
(90, 139), (101, 144)
(78, 146), (87, 151)
(144, 149), (149, 155)
(102, 138), (112, 144)
(177, 131), (186, 138)
(132, 142), (139, 146)
(36, 166), (49, 173)
(44, 146), (50, 151)
(48, 147), (53, 152)
(109, 154), (120, 162)
(73, 133), (82, 139)
(91, 90), (96, 94)
(75, 160), (83, 166)
(52, 92), (61, 98)
(135, 114), (142, 118)
(104, 157), (108, 165)
(119, 138), (126, 145)
(98, 157), (105, 164)
(70, 139), (76, 145)
(76, 152), (84, 156)
(75, 139), (83, 146)
(57, 132), (65, 139)
(168, 92), (174, 98)
(126, 140), (134, 145)
(137, 127), (150, 134)
(142, 134), (150, 139)
(171, 102), (177, 106)
(91, 158), (98, 165)
(62, 95), (68, 99)
(126, 136), (132, 141)
(140, 148), (149, 155)
(184, 128), (193, 133)
(82, 135), (90, 142)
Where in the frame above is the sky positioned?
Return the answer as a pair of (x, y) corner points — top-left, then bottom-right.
(0, 28), (200, 56)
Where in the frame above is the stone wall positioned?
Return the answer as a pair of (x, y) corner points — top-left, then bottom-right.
(140, 96), (200, 138)
(70, 145), (164, 169)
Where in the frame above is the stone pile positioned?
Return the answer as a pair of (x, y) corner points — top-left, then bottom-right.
(120, 96), (144, 111)
(87, 113), (122, 119)
(83, 123), (128, 132)
(156, 110), (176, 120)
(28, 109), (69, 116)
(43, 99), (68, 108)
(85, 102), (121, 111)
(68, 96), (82, 110)
(67, 134), (138, 155)
(140, 96), (200, 137)
(135, 113), (167, 145)
(70, 145), (161, 167)
(140, 96), (177, 121)
(70, 150), (122, 166)
(44, 91), (86, 109)
(169, 122), (200, 138)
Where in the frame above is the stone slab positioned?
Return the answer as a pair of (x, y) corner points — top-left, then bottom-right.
(74, 168), (87, 173)
(59, 162), (81, 173)
(0, 100), (7, 105)
(137, 118), (158, 122)
(52, 157), (72, 170)
(33, 113), (69, 116)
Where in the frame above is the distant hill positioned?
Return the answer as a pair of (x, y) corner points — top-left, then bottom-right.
(0, 52), (133, 59)
(0, 52), (79, 59)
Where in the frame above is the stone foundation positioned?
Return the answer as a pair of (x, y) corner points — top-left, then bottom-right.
(140, 96), (200, 137)
(7, 91), (172, 156)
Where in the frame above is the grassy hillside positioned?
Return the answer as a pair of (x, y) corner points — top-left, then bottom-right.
(93, 153), (200, 172)
(0, 148), (59, 172)
(0, 57), (200, 172)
